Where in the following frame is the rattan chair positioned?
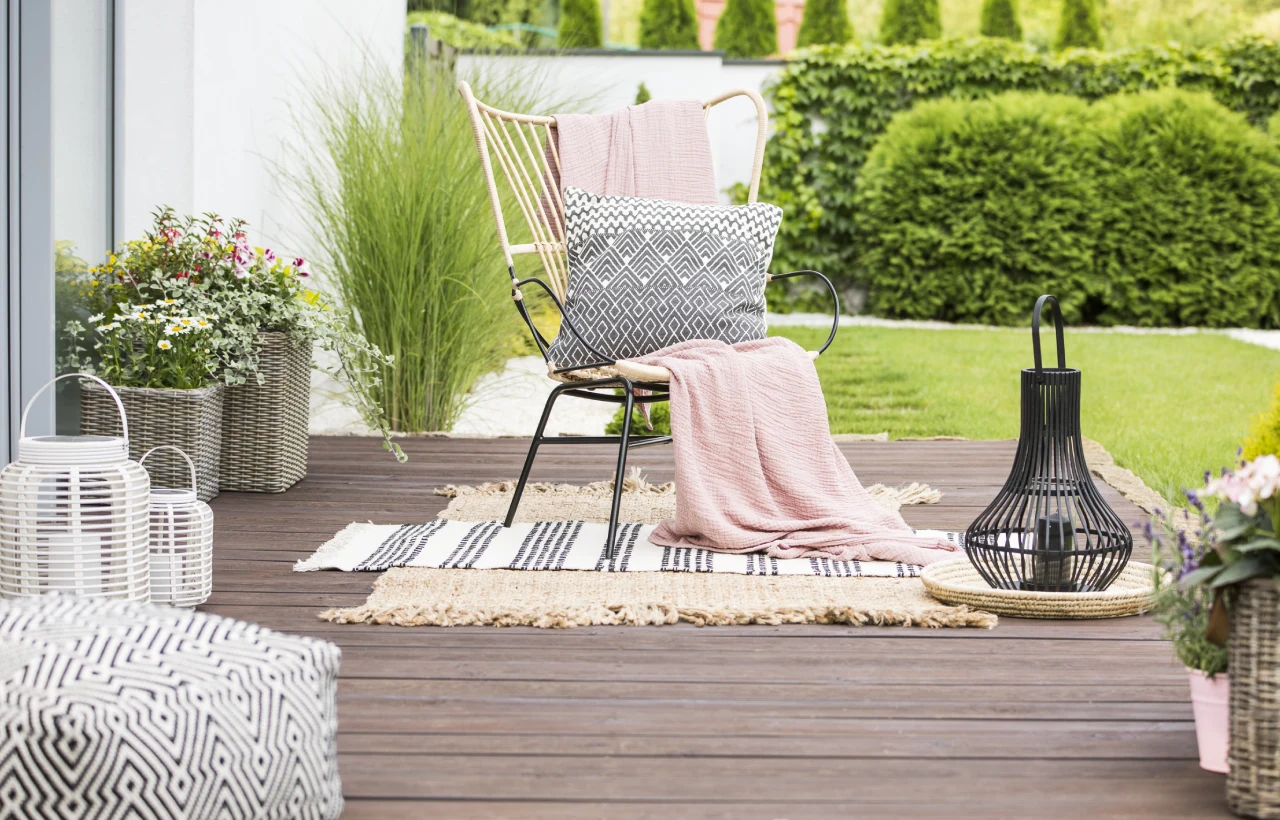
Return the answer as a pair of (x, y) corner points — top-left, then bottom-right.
(458, 82), (840, 557)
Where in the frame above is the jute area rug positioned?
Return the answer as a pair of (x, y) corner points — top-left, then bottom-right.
(303, 473), (996, 629)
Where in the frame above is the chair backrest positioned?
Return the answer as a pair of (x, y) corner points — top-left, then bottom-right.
(457, 82), (768, 300)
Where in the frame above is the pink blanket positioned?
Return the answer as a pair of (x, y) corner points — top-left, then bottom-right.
(546, 99), (718, 220)
(628, 338), (960, 565)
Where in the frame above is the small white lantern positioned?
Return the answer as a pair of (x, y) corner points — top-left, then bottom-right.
(0, 375), (150, 601)
(140, 446), (213, 607)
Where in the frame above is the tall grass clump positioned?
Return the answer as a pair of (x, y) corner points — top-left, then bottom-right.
(289, 62), (516, 433)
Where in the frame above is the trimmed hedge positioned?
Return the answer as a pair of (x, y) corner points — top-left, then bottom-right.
(1054, 0), (1102, 51)
(797, 0), (852, 49)
(979, 0), (1021, 41)
(853, 89), (1280, 328)
(754, 37), (1280, 288)
(558, 0), (603, 48)
(878, 0), (942, 46)
(714, 0), (777, 58)
(639, 0), (700, 50)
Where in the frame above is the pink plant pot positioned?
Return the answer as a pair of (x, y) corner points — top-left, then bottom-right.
(1188, 668), (1230, 774)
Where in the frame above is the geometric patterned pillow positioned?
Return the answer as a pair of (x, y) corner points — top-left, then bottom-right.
(545, 187), (783, 369)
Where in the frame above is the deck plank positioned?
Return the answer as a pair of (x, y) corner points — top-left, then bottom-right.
(202, 436), (1225, 818)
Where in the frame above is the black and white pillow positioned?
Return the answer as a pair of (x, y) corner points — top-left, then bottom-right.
(545, 187), (783, 368)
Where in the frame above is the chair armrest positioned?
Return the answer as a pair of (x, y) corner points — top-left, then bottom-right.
(512, 276), (616, 373)
(768, 270), (841, 355)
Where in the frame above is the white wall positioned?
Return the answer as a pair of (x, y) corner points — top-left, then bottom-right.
(457, 52), (785, 202)
(116, 0), (406, 253)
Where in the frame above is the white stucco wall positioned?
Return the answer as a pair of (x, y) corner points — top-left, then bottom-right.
(457, 51), (785, 201)
(116, 0), (406, 252)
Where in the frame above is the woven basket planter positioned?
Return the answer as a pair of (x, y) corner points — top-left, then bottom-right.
(80, 382), (223, 502)
(220, 331), (311, 493)
(1229, 579), (1280, 818)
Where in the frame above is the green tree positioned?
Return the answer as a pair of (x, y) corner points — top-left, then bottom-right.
(639, 0), (700, 49)
(797, 0), (853, 48)
(714, 0), (777, 58)
(1054, 0), (1102, 51)
(558, 0), (603, 48)
(878, 0), (941, 45)
(979, 0), (1022, 40)
(634, 82), (652, 104)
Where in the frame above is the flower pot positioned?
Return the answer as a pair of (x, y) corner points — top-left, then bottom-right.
(1229, 579), (1280, 817)
(80, 381), (224, 502)
(1188, 668), (1230, 774)
(219, 331), (311, 493)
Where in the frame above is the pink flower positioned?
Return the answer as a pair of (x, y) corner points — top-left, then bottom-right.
(263, 248), (276, 262)
(1204, 455), (1280, 517)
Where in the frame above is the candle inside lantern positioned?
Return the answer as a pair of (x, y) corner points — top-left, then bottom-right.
(1025, 513), (1076, 591)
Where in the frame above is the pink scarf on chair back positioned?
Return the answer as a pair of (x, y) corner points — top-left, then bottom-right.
(627, 338), (961, 565)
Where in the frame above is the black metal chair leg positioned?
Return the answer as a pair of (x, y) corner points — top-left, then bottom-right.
(504, 385), (568, 528)
(606, 381), (635, 559)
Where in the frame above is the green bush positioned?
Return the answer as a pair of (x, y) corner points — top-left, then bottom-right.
(1090, 89), (1280, 328)
(634, 82), (652, 104)
(753, 37), (1280, 291)
(855, 93), (1100, 324)
(606, 402), (673, 436)
(797, 0), (852, 48)
(979, 0), (1022, 40)
(288, 65), (519, 432)
(1244, 376), (1280, 460)
(639, 0), (700, 49)
(407, 11), (522, 49)
(558, 0), (603, 48)
(853, 88), (1280, 327)
(713, 0), (777, 58)
(878, 0), (942, 45)
(1054, 0), (1102, 51)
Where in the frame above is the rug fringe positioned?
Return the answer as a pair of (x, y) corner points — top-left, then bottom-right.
(294, 522), (374, 572)
(318, 601), (995, 629)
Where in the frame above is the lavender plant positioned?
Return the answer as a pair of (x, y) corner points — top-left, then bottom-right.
(1148, 497), (1228, 675)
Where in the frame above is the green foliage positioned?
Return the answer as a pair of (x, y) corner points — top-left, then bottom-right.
(406, 11), (523, 49)
(855, 93), (1099, 325)
(713, 0), (777, 58)
(1054, 0), (1102, 51)
(634, 82), (651, 104)
(754, 37), (1280, 312)
(559, 0), (603, 47)
(639, 0), (699, 49)
(288, 64), (518, 434)
(1244, 376), (1280, 460)
(606, 401), (672, 436)
(1090, 89), (1280, 328)
(797, 0), (852, 48)
(979, 0), (1022, 40)
(878, 0), (942, 45)
(1149, 508), (1228, 675)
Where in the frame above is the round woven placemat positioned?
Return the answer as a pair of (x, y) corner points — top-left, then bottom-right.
(920, 559), (1157, 619)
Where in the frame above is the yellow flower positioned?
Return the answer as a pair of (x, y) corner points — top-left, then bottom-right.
(90, 280), (99, 286)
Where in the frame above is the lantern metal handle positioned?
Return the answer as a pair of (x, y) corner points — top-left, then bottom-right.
(19, 373), (130, 444)
(140, 445), (199, 495)
(1031, 294), (1067, 373)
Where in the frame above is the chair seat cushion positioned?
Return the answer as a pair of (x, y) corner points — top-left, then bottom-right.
(0, 596), (342, 820)
(546, 188), (783, 369)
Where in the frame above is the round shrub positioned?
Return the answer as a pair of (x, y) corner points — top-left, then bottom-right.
(854, 92), (1101, 325)
(1091, 89), (1280, 328)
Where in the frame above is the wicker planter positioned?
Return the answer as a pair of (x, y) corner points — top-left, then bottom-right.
(1229, 579), (1280, 817)
(219, 331), (311, 493)
(80, 382), (224, 502)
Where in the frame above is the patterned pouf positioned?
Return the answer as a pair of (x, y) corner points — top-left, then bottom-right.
(0, 596), (342, 820)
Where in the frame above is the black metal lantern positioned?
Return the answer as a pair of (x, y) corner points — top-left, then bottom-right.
(965, 295), (1133, 592)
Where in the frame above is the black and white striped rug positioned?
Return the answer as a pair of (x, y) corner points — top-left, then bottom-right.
(296, 521), (966, 578)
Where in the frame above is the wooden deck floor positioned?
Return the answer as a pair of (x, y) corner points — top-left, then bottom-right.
(205, 436), (1230, 819)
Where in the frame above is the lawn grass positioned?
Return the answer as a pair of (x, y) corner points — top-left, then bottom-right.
(771, 325), (1280, 504)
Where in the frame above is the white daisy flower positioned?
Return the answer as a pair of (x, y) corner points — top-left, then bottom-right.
(157, 340), (172, 350)
(88, 313), (105, 323)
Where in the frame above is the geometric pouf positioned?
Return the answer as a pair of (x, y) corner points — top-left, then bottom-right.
(0, 596), (342, 820)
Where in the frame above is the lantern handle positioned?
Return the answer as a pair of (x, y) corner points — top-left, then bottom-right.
(139, 445), (199, 495)
(19, 373), (129, 444)
(1031, 295), (1066, 372)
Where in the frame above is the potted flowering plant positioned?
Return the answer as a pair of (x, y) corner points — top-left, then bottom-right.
(1178, 454), (1280, 814)
(72, 207), (402, 494)
(64, 298), (225, 500)
(1148, 502), (1229, 774)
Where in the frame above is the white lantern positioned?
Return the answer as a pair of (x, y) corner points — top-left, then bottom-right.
(0, 374), (150, 601)
(140, 445), (213, 607)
